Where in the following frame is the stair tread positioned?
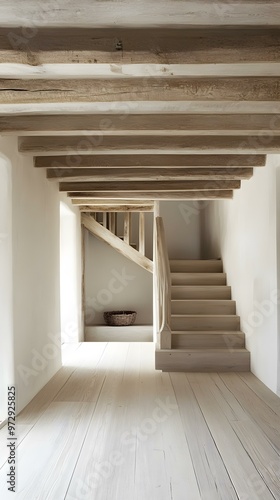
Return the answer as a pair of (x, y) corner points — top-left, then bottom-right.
(172, 330), (244, 335)
(170, 259), (222, 262)
(171, 298), (236, 306)
(171, 299), (235, 302)
(171, 272), (226, 275)
(171, 313), (239, 318)
(156, 348), (249, 353)
(169, 260), (223, 273)
(171, 285), (230, 288)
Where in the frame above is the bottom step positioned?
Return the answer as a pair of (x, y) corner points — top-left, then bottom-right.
(155, 348), (250, 372)
(172, 331), (245, 349)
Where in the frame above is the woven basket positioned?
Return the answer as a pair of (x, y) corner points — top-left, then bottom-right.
(104, 310), (137, 326)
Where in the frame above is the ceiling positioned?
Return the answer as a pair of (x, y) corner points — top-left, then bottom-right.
(0, 0), (279, 211)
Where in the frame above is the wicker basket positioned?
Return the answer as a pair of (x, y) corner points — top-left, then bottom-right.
(104, 310), (137, 326)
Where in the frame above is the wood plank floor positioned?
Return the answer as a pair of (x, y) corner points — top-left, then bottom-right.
(0, 342), (279, 499)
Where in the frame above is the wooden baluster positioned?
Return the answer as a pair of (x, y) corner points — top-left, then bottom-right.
(139, 212), (145, 255)
(109, 212), (116, 234)
(103, 212), (107, 229)
(124, 212), (131, 244)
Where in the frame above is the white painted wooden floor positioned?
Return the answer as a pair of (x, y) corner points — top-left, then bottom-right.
(0, 342), (280, 500)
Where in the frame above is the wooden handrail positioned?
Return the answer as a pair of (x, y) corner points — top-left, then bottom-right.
(154, 217), (172, 349)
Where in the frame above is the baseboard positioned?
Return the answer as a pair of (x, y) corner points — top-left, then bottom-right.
(85, 325), (153, 342)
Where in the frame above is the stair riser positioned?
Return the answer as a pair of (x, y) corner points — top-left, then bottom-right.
(171, 286), (231, 300)
(172, 333), (245, 349)
(171, 274), (226, 286)
(171, 300), (236, 315)
(170, 260), (223, 273)
(171, 316), (240, 331)
(156, 351), (250, 372)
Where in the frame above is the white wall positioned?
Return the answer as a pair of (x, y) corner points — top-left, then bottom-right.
(0, 136), (62, 413)
(85, 232), (153, 325)
(201, 155), (279, 394)
(60, 195), (83, 343)
(0, 154), (14, 424)
(159, 201), (201, 259)
(276, 167), (280, 395)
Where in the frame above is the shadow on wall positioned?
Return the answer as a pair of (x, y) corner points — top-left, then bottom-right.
(160, 201), (201, 259)
(84, 233), (153, 326)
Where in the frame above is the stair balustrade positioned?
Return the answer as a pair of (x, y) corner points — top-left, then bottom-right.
(154, 216), (172, 349)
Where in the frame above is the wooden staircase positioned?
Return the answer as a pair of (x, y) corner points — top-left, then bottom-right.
(156, 259), (250, 372)
(81, 211), (153, 273)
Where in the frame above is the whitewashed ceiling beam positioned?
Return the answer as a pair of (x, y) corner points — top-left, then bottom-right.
(0, 1), (279, 27)
(47, 167), (253, 182)
(1, 77), (279, 104)
(77, 204), (154, 212)
(67, 190), (234, 200)
(59, 180), (241, 192)
(1, 114), (279, 135)
(0, 27), (280, 64)
(35, 154), (266, 168)
(18, 135), (280, 155)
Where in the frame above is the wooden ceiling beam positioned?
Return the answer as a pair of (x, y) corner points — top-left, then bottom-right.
(19, 135), (280, 155)
(1, 3), (280, 27)
(1, 77), (279, 105)
(60, 180), (240, 192)
(35, 154), (266, 168)
(67, 190), (234, 200)
(1, 114), (280, 135)
(72, 198), (154, 206)
(47, 167), (253, 182)
(1, 28), (280, 65)
(0, 102), (279, 115)
(72, 198), (154, 207)
(78, 205), (154, 212)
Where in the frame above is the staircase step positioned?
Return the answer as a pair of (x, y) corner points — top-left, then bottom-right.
(171, 314), (240, 331)
(155, 348), (250, 372)
(171, 285), (231, 300)
(170, 259), (223, 273)
(171, 273), (226, 286)
(172, 331), (245, 349)
(171, 299), (236, 315)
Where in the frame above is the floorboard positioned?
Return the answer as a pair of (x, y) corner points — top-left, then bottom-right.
(170, 373), (238, 500)
(0, 343), (279, 500)
(238, 372), (280, 417)
(220, 373), (280, 454)
(186, 373), (275, 499)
